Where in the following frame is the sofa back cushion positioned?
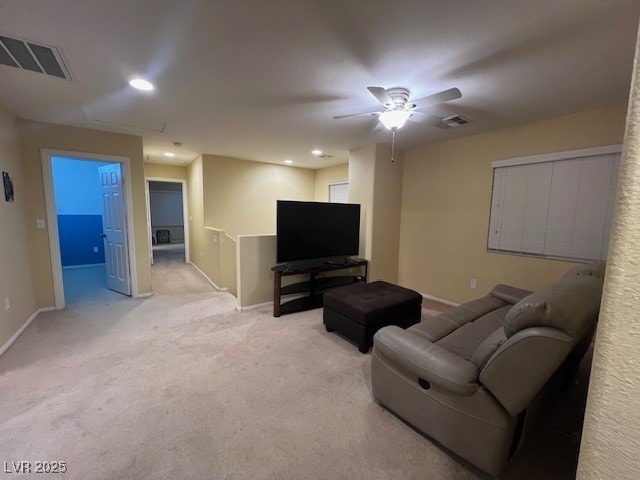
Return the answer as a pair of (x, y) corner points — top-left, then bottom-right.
(504, 275), (603, 340)
(562, 261), (606, 282)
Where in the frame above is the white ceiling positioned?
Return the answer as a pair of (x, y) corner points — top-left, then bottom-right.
(0, 1), (638, 169)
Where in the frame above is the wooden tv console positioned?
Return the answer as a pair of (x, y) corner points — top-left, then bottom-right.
(271, 258), (368, 317)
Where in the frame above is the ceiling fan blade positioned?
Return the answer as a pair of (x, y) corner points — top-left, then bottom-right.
(333, 109), (381, 120)
(372, 121), (385, 133)
(412, 87), (461, 107)
(367, 86), (392, 105)
(410, 111), (446, 127)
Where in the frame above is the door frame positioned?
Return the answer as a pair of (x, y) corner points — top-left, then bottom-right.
(41, 149), (139, 309)
(144, 177), (190, 265)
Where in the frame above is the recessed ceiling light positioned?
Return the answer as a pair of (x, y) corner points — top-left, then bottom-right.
(129, 78), (154, 91)
(164, 152), (175, 157)
(311, 149), (323, 156)
(284, 159), (293, 165)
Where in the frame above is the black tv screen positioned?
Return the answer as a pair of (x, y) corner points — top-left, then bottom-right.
(277, 200), (360, 263)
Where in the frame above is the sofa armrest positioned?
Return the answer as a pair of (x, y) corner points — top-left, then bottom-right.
(490, 284), (533, 305)
(373, 326), (480, 395)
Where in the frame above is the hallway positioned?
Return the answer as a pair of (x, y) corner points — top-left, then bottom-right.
(151, 243), (216, 296)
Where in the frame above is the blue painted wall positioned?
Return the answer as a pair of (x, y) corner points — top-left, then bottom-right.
(57, 215), (105, 266)
(52, 157), (117, 266)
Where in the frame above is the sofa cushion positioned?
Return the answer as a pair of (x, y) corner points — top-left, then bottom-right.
(435, 305), (511, 361)
(410, 295), (507, 342)
(322, 281), (422, 326)
(504, 276), (603, 339)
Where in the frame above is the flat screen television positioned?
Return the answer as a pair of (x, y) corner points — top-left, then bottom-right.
(277, 200), (360, 263)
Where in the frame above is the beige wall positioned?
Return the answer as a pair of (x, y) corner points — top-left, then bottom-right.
(0, 108), (37, 348)
(577, 29), (640, 479)
(313, 163), (348, 201)
(186, 156), (214, 280)
(144, 162), (188, 180)
(370, 144), (403, 283)
(398, 103), (628, 303)
(19, 120), (152, 306)
(236, 234), (277, 308)
(348, 145), (376, 261)
(201, 154), (315, 237)
(348, 144), (403, 283)
(220, 232), (237, 296)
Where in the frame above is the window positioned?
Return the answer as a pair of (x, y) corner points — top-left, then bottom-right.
(488, 145), (621, 261)
(328, 181), (349, 203)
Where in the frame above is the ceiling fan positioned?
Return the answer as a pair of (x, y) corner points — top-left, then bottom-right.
(333, 86), (462, 131)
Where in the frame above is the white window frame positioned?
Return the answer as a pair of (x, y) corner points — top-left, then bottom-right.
(487, 144), (622, 262)
(328, 181), (349, 203)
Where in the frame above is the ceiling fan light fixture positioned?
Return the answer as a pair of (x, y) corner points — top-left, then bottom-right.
(129, 78), (154, 91)
(379, 110), (411, 130)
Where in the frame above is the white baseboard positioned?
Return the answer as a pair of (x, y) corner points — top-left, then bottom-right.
(0, 306), (55, 357)
(236, 301), (272, 312)
(421, 292), (460, 307)
(62, 263), (106, 269)
(136, 292), (154, 299)
(187, 261), (227, 292)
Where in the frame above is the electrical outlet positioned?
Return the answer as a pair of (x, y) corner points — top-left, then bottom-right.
(93, 247), (98, 253)
(4, 298), (10, 311)
(36, 219), (46, 229)
(213, 235), (218, 246)
(470, 278), (477, 289)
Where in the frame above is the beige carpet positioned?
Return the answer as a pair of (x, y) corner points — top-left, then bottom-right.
(152, 243), (215, 296)
(62, 265), (128, 305)
(0, 261), (588, 479)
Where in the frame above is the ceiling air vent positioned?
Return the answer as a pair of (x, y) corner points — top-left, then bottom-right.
(0, 34), (72, 80)
(318, 154), (334, 159)
(437, 114), (470, 129)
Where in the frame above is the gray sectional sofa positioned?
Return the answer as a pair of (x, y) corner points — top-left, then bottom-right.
(371, 262), (605, 476)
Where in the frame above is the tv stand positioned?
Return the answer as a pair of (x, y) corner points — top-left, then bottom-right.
(324, 258), (349, 267)
(271, 258), (368, 317)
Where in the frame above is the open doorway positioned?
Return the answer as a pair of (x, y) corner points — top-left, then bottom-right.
(42, 150), (138, 309)
(145, 178), (189, 266)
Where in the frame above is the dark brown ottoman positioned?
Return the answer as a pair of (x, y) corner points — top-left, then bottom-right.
(323, 281), (422, 353)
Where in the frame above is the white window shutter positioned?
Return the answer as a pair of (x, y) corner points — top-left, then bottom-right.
(329, 182), (349, 203)
(488, 148), (620, 261)
(520, 163), (553, 254)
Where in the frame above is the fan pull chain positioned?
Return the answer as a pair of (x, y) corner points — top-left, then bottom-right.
(391, 128), (396, 163)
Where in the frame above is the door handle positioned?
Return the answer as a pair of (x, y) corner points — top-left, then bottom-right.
(98, 233), (107, 239)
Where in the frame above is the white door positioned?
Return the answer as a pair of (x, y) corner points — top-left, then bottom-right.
(99, 164), (131, 295)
